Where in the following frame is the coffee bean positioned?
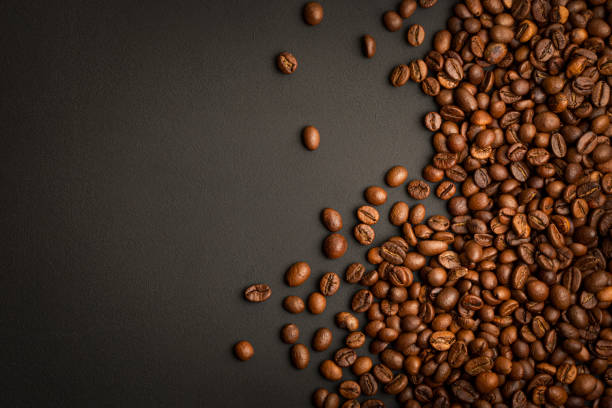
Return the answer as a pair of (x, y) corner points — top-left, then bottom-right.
(313, 327), (333, 351)
(424, 111), (442, 131)
(308, 292), (327, 314)
(302, 125), (320, 150)
(389, 201), (410, 226)
(244, 283), (272, 302)
(320, 272), (340, 296)
(352, 289), (374, 313)
(334, 347), (357, 367)
(409, 59), (428, 83)
(277, 52), (297, 74)
(321, 208), (342, 232)
(324, 393), (340, 408)
(435, 180), (456, 200)
(383, 10), (403, 32)
(291, 343), (310, 369)
(390, 64), (410, 87)
(283, 295), (305, 314)
(399, 0), (417, 18)
(285, 262), (311, 287)
(419, 0), (437, 7)
(345, 331), (366, 349)
(320, 360), (343, 381)
(362, 35), (376, 58)
(359, 373), (378, 396)
(338, 380), (361, 399)
(407, 180), (431, 200)
(303, 2), (324, 26)
(354, 223), (375, 245)
(312, 388), (329, 408)
(429, 330), (455, 351)
(234, 340), (254, 361)
(345, 263), (365, 283)
(407, 24), (425, 47)
(356, 205), (379, 225)
(364, 186), (387, 206)
(281, 323), (299, 344)
(385, 165), (408, 187)
(323, 233), (348, 259)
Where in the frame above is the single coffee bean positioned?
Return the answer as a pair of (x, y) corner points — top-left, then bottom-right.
(363, 35), (376, 58)
(407, 179), (431, 200)
(234, 340), (254, 361)
(364, 186), (388, 206)
(346, 331), (366, 349)
(419, 0), (437, 7)
(302, 125), (320, 150)
(312, 388), (329, 408)
(345, 263), (365, 283)
(429, 330), (456, 351)
(386, 165), (408, 187)
(281, 323), (300, 344)
(352, 289), (374, 313)
(321, 208), (342, 232)
(324, 393), (340, 408)
(313, 327), (333, 351)
(320, 360), (343, 381)
(303, 2), (324, 26)
(277, 52), (297, 74)
(308, 292), (327, 314)
(334, 347), (357, 367)
(320, 272), (341, 296)
(291, 343), (310, 369)
(424, 112), (442, 131)
(244, 283), (272, 302)
(407, 24), (425, 46)
(323, 233), (348, 259)
(383, 10), (403, 32)
(283, 295), (305, 314)
(389, 201), (410, 226)
(359, 373), (378, 396)
(354, 223), (375, 245)
(436, 180), (456, 200)
(338, 380), (361, 399)
(390, 64), (410, 87)
(399, 0), (417, 18)
(285, 262), (311, 287)
(357, 205), (379, 225)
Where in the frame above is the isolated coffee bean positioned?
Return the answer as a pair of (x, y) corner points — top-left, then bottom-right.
(313, 328), (333, 351)
(280, 323), (300, 344)
(391, 64), (410, 87)
(303, 2), (324, 25)
(323, 233), (348, 259)
(277, 52), (297, 74)
(303, 126), (320, 150)
(320, 360), (343, 381)
(407, 24), (425, 46)
(284, 295), (305, 314)
(345, 263), (365, 283)
(244, 283), (272, 302)
(234, 340), (254, 361)
(320, 272), (341, 296)
(308, 292), (327, 314)
(363, 35), (376, 58)
(357, 205), (380, 225)
(386, 165), (408, 187)
(383, 10), (403, 32)
(286, 262), (311, 287)
(321, 208), (342, 232)
(354, 224), (375, 245)
(291, 343), (310, 369)
(364, 186), (387, 206)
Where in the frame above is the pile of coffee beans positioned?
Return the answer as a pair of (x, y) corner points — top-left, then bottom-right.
(239, 1), (612, 408)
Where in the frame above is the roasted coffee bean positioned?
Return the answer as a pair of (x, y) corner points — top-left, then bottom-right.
(383, 10), (402, 32)
(390, 64), (410, 87)
(323, 233), (348, 259)
(320, 272), (340, 296)
(386, 165), (408, 187)
(244, 283), (272, 302)
(234, 340), (254, 361)
(345, 263), (365, 283)
(303, 125), (320, 151)
(320, 360), (343, 381)
(407, 180), (431, 200)
(346, 331), (366, 349)
(354, 224), (375, 245)
(285, 262), (311, 287)
(291, 343), (310, 369)
(363, 35), (376, 58)
(338, 380), (361, 400)
(407, 24), (425, 47)
(334, 347), (357, 367)
(303, 2), (323, 25)
(308, 292), (326, 314)
(281, 323), (299, 344)
(277, 52), (297, 74)
(359, 373), (378, 396)
(357, 205), (379, 225)
(364, 186), (387, 206)
(389, 202), (410, 226)
(284, 295), (305, 314)
(321, 208), (342, 232)
(352, 289), (374, 313)
(436, 180), (456, 200)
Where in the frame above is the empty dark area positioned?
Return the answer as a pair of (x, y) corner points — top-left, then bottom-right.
(1, 0), (450, 406)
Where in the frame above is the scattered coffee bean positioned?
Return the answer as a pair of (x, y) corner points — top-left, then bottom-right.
(407, 24), (425, 47)
(280, 323), (300, 344)
(303, 2), (323, 26)
(385, 165), (408, 187)
(313, 327), (333, 351)
(285, 262), (311, 287)
(398, 0), (417, 18)
(283, 295), (305, 314)
(321, 208), (342, 232)
(277, 52), (297, 74)
(407, 179), (431, 200)
(323, 233), (348, 259)
(234, 340), (254, 361)
(308, 292), (327, 314)
(320, 272), (341, 296)
(383, 10), (402, 32)
(244, 283), (272, 302)
(363, 35), (376, 58)
(364, 186), (387, 206)
(390, 64), (410, 87)
(290, 343), (310, 369)
(357, 205), (380, 225)
(303, 126), (320, 150)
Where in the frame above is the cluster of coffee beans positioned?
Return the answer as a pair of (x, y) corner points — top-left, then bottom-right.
(239, 1), (612, 408)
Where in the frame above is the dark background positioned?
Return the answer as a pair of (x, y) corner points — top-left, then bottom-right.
(2, 0), (452, 406)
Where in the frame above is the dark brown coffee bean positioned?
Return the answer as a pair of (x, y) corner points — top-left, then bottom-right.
(320, 272), (341, 296)
(419, 0), (437, 7)
(285, 262), (311, 287)
(362, 35), (376, 58)
(339, 380), (361, 400)
(357, 205), (379, 225)
(303, 125), (320, 150)
(244, 283), (272, 302)
(352, 289), (374, 313)
(345, 263), (365, 283)
(281, 323), (299, 344)
(359, 373), (378, 396)
(385, 373), (408, 395)
(380, 241), (407, 264)
(407, 24), (425, 47)
(321, 208), (342, 232)
(390, 64), (410, 87)
(410, 59), (428, 83)
(383, 10), (403, 32)
(303, 2), (324, 25)
(399, 0), (417, 18)
(407, 180), (431, 200)
(364, 186), (387, 206)
(386, 165), (408, 187)
(429, 330), (455, 351)
(424, 112), (442, 131)
(435, 181), (456, 200)
(346, 331), (366, 349)
(283, 295), (305, 314)
(334, 347), (357, 367)
(320, 360), (343, 381)
(354, 223), (375, 245)
(234, 340), (254, 361)
(277, 52), (297, 74)
(307, 292), (327, 314)
(291, 343), (310, 369)
(313, 388), (329, 408)
(323, 233), (348, 259)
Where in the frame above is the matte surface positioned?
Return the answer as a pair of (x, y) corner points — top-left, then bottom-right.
(2, 1), (452, 406)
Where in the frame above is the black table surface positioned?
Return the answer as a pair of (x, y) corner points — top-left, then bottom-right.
(2, 0), (453, 406)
